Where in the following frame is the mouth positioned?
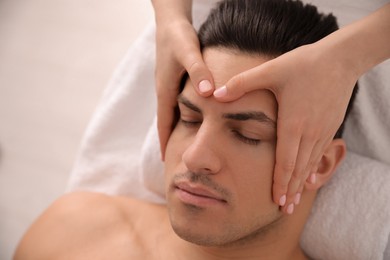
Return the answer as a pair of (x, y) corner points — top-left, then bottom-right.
(174, 182), (227, 207)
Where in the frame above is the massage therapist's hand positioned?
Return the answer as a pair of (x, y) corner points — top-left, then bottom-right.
(152, 0), (214, 159)
(212, 3), (390, 214)
(214, 43), (357, 214)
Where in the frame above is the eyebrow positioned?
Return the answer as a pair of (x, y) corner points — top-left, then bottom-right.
(177, 94), (276, 129)
(223, 112), (276, 129)
(177, 94), (202, 113)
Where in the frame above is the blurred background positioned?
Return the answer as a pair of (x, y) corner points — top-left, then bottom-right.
(0, 0), (153, 258)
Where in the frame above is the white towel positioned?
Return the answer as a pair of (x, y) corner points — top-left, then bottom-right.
(67, 23), (160, 200)
(301, 152), (390, 259)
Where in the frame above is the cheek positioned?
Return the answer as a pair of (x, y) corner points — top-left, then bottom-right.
(230, 142), (276, 205)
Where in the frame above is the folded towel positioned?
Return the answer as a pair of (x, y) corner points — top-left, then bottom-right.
(67, 23), (160, 200)
(301, 151), (390, 259)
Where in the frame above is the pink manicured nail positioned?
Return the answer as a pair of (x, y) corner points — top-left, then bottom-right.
(309, 173), (317, 184)
(279, 195), (286, 206)
(213, 86), (227, 98)
(199, 80), (212, 93)
(287, 204), (294, 215)
(294, 193), (301, 205)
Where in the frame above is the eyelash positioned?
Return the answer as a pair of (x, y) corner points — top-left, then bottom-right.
(180, 118), (261, 146)
(179, 119), (200, 127)
(232, 130), (261, 146)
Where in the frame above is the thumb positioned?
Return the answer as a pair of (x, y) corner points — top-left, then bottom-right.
(183, 52), (215, 96)
(213, 61), (277, 102)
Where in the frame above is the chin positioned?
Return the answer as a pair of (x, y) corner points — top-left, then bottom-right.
(167, 200), (230, 246)
(171, 220), (232, 247)
(169, 201), (284, 248)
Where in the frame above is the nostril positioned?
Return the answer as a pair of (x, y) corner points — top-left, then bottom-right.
(199, 168), (214, 174)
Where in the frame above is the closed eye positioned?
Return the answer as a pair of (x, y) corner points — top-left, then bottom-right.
(232, 130), (261, 146)
(180, 118), (201, 127)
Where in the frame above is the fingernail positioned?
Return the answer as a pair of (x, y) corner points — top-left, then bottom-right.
(287, 204), (294, 215)
(279, 195), (286, 206)
(294, 193), (301, 205)
(309, 173), (317, 184)
(199, 80), (212, 93)
(213, 86), (227, 98)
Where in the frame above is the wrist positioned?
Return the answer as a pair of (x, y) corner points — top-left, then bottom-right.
(305, 37), (359, 94)
(152, 0), (192, 26)
(317, 3), (390, 78)
(316, 30), (362, 80)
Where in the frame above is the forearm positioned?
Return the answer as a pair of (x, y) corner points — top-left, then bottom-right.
(151, 0), (193, 25)
(318, 3), (390, 78)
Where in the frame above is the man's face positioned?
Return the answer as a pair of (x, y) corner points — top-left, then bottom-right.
(164, 48), (282, 246)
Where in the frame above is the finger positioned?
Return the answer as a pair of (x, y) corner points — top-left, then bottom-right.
(287, 138), (329, 211)
(157, 112), (172, 161)
(292, 156), (320, 208)
(182, 50), (215, 97)
(282, 170), (310, 214)
(272, 121), (302, 207)
(156, 90), (178, 161)
(302, 136), (334, 191)
(214, 61), (276, 102)
(155, 63), (182, 160)
(284, 139), (317, 211)
(295, 182), (305, 205)
(302, 137), (329, 182)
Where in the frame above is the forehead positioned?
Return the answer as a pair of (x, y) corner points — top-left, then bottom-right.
(202, 48), (269, 88)
(182, 48), (277, 120)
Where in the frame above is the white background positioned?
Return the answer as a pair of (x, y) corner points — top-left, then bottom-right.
(0, 0), (153, 258)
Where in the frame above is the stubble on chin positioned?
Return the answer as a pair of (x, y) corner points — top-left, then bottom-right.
(166, 172), (284, 247)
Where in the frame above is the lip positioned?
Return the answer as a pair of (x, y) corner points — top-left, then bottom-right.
(174, 182), (227, 207)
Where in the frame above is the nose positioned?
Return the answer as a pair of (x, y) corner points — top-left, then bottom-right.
(182, 126), (222, 175)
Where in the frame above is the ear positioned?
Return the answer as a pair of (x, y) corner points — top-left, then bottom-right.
(305, 139), (347, 190)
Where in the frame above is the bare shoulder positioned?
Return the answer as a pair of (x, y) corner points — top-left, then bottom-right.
(14, 191), (163, 260)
